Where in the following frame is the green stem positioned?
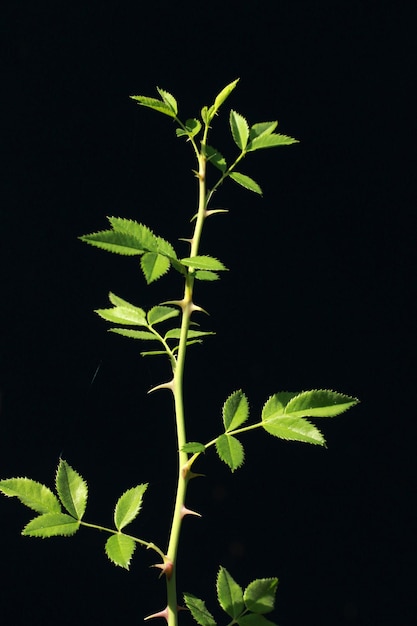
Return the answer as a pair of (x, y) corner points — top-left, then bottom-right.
(165, 149), (208, 626)
(79, 520), (165, 560)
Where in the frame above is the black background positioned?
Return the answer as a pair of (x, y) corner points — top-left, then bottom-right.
(0, 1), (415, 625)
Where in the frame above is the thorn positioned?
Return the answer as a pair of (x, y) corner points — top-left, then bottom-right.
(191, 303), (209, 315)
(151, 557), (174, 580)
(181, 504), (201, 519)
(148, 380), (175, 394)
(205, 208), (229, 217)
(178, 237), (193, 244)
(144, 607), (168, 622)
(162, 299), (187, 312)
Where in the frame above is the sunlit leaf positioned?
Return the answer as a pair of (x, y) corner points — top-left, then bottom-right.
(230, 110), (249, 150)
(216, 434), (244, 471)
(0, 478), (61, 515)
(249, 122), (278, 140)
(262, 414), (325, 446)
(181, 442), (206, 453)
(79, 229), (145, 256)
(217, 566), (244, 618)
(110, 328), (157, 340)
(114, 484), (148, 531)
(147, 305), (179, 325)
(183, 593), (216, 626)
(55, 459), (88, 520)
(22, 513), (79, 538)
(130, 95), (177, 118)
(229, 172), (262, 195)
(181, 256), (228, 271)
(284, 390), (359, 418)
(107, 218), (158, 251)
(156, 87), (178, 115)
(105, 534), (136, 569)
(108, 292), (146, 315)
(222, 390), (249, 431)
(205, 145), (227, 172)
(165, 329), (214, 340)
(176, 118), (201, 138)
(243, 578), (278, 614)
(195, 270), (220, 281)
(141, 252), (170, 284)
(213, 79), (239, 112)
(247, 133), (299, 151)
(95, 306), (147, 326)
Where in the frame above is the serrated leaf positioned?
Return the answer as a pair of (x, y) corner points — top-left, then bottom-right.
(229, 172), (262, 195)
(156, 87), (178, 115)
(147, 305), (179, 325)
(205, 145), (227, 172)
(105, 533), (136, 569)
(230, 110), (249, 150)
(140, 349), (168, 357)
(201, 105), (210, 124)
(95, 306), (147, 326)
(114, 484), (148, 531)
(176, 118), (202, 138)
(107, 217), (158, 251)
(247, 133), (299, 151)
(195, 270), (220, 281)
(262, 415), (325, 446)
(284, 390), (359, 418)
(181, 442), (206, 453)
(213, 78), (239, 113)
(110, 328), (157, 340)
(181, 256), (228, 271)
(79, 230), (145, 256)
(243, 578), (278, 614)
(108, 292), (146, 314)
(56, 459), (88, 520)
(222, 390), (249, 432)
(141, 252), (171, 284)
(249, 122), (278, 140)
(183, 593), (216, 626)
(165, 329), (214, 340)
(217, 566), (244, 619)
(130, 95), (177, 118)
(216, 434), (244, 472)
(22, 513), (79, 538)
(0, 478), (61, 514)
(237, 615), (277, 626)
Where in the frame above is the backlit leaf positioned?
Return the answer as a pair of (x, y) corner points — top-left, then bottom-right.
(165, 329), (214, 340)
(213, 78), (239, 112)
(141, 252), (170, 283)
(205, 145), (227, 172)
(79, 229), (145, 256)
(229, 172), (262, 195)
(222, 390), (249, 431)
(56, 459), (88, 520)
(217, 566), (244, 618)
(147, 305), (179, 325)
(181, 256), (228, 271)
(181, 442), (206, 453)
(0, 478), (61, 515)
(249, 121), (278, 140)
(108, 292), (146, 314)
(105, 534), (136, 569)
(107, 218), (158, 251)
(195, 270), (220, 281)
(22, 513), (79, 538)
(156, 87), (178, 115)
(247, 133), (299, 151)
(262, 415), (325, 446)
(130, 95), (177, 118)
(176, 118), (201, 138)
(183, 593), (216, 626)
(95, 306), (147, 326)
(216, 434), (244, 471)
(110, 328), (157, 340)
(243, 578), (278, 614)
(284, 390), (359, 418)
(114, 484), (148, 531)
(230, 110), (249, 150)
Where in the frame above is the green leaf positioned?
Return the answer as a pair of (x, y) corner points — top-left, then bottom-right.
(55, 459), (88, 520)
(183, 593), (216, 626)
(165, 328), (215, 340)
(212, 78), (239, 113)
(95, 306), (147, 326)
(243, 578), (278, 614)
(205, 145), (227, 172)
(216, 434), (244, 472)
(130, 95), (177, 118)
(0, 478), (61, 515)
(105, 533), (136, 569)
(79, 229), (145, 256)
(230, 110), (249, 150)
(217, 566), (244, 619)
(107, 217), (158, 251)
(156, 87), (178, 115)
(110, 328), (157, 340)
(108, 292), (146, 313)
(249, 121), (278, 140)
(114, 484), (148, 531)
(181, 256), (228, 271)
(176, 118), (202, 138)
(237, 615), (277, 626)
(284, 390), (359, 418)
(181, 442), (206, 453)
(229, 172), (262, 195)
(22, 513), (79, 538)
(247, 133), (299, 151)
(263, 414), (325, 446)
(141, 252), (171, 284)
(147, 305), (179, 326)
(222, 390), (249, 432)
(195, 270), (220, 281)
(140, 350), (168, 357)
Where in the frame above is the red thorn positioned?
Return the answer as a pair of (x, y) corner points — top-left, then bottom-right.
(151, 558), (174, 580)
(181, 504), (201, 519)
(144, 607), (168, 622)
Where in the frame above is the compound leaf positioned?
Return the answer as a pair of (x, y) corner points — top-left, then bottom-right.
(141, 252), (170, 284)
(79, 229), (145, 256)
(22, 513), (79, 538)
(183, 593), (217, 626)
(114, 484), (148, 531)
(105, 533), (136, 570)
(0, 478), (61, 515)
(176, 118), (201, 138)
(284, 390), (359, 418)
(217, 566), (244, 618)
(262, 415), (325, 446)
(229, 172), (262, 195)
(56, 459), (88, 520)
(243, 578), (278, 614)
(216, 434), (244, 472)
(181, 256), (228, 271)
(222, 390), (249, 431)
(230, 110), (249, 150)
(147, 305), (179, 326)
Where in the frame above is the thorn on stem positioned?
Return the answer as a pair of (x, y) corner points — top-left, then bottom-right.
(148, 380), (175, 394)
(151, 557), (174, 580)
(144, 607), (168, 622)
(181, 504), (201, 519)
